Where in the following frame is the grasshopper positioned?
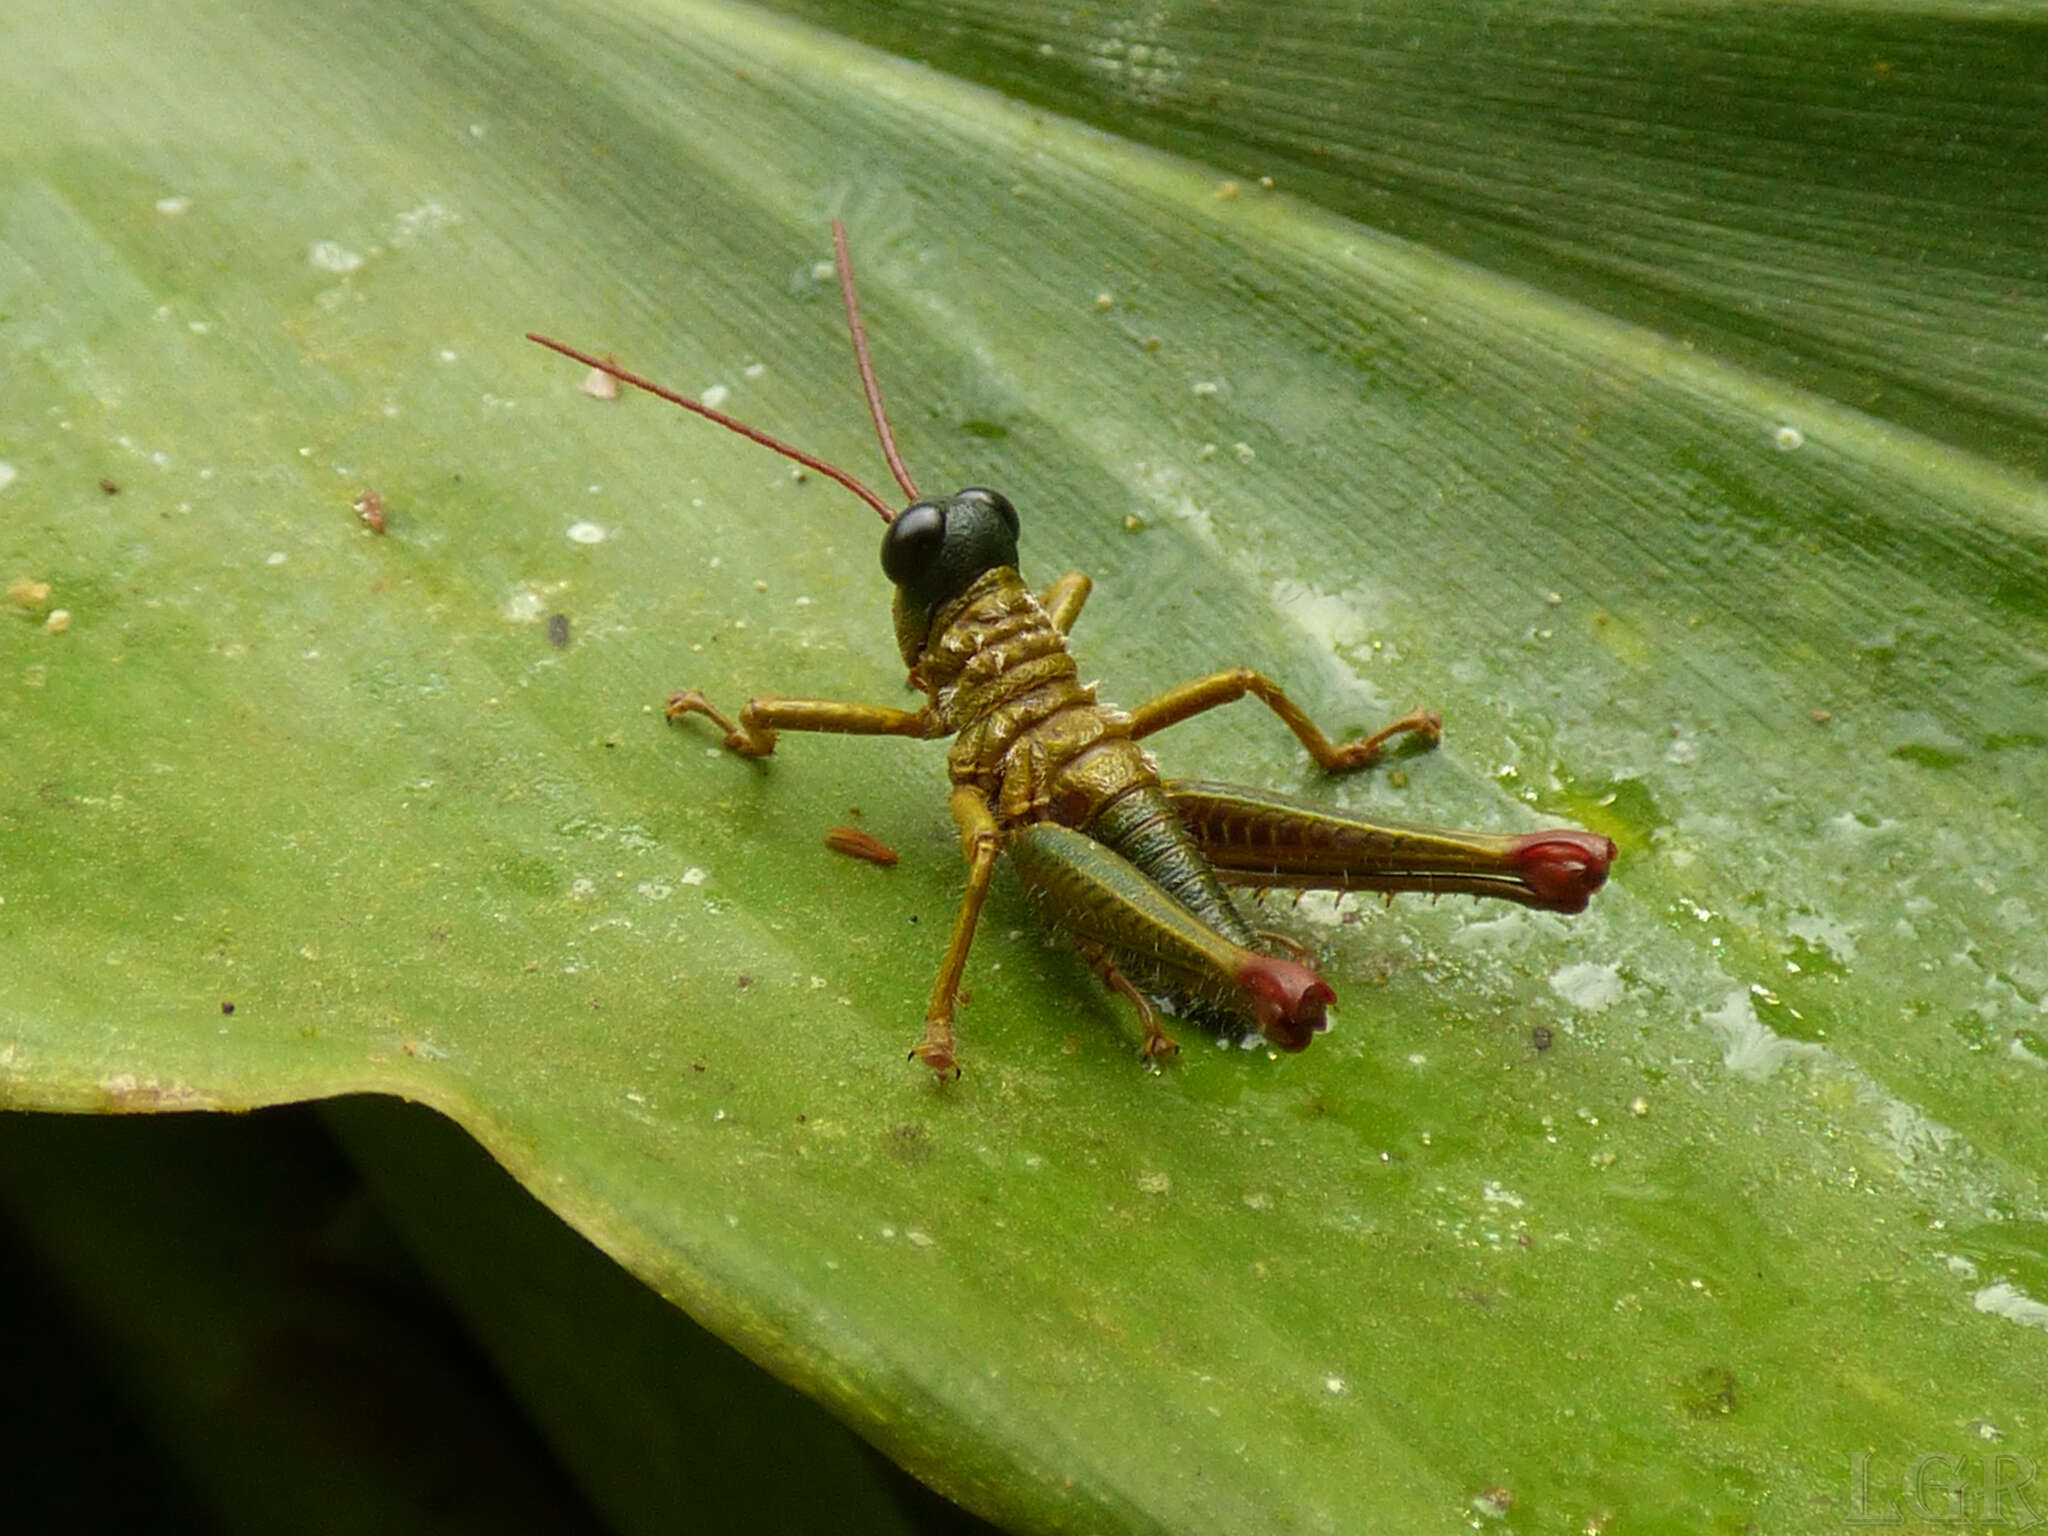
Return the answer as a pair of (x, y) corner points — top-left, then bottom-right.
(529, 222), (1615, 1077)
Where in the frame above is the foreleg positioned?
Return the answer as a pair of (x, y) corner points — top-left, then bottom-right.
(666, 690), (938, 758)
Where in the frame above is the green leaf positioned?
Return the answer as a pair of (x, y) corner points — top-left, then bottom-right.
(4, 1), (2043, 1532)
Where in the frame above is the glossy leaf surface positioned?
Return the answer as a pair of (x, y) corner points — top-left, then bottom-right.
(4, 2), (2044, 1530)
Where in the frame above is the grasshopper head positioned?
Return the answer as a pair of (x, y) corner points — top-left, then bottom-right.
(883, 486), (1021, 662)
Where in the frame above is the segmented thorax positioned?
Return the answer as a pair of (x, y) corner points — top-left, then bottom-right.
(915, 568), (1158, 830)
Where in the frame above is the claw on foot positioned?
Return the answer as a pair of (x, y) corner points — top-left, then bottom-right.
(909, 1034), (961, 1080)
(1330, 706), (1442, 770)
(1139, 1027), (1182, 1068)
(665, 689), (775, 756)
(663, 688), (710, 723)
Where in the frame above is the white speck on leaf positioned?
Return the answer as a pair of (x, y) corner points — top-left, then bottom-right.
(390, 200), (459, 245)
(1549, 960), (1623, 1013)
(1703, 988), (1823, 1079)
(503, 589), (546, 623)
(308, 240), (364, 274)
(1974, 1282), (2048, 1333)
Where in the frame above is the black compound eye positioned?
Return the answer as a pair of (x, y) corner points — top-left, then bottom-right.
(956, 487), (1018, 537)
(880, 500), (946, 587)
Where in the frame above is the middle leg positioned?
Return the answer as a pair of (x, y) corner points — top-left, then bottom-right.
(909, 786), (1004, 1078)
(1124, 668), (1440, 772)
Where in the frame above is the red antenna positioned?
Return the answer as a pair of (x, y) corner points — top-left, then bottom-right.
(831, 218), (919, 502)
(526, 220), (919, 524)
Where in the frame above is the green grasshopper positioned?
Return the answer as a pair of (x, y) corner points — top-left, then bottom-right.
(529, 222), (1614, 1077)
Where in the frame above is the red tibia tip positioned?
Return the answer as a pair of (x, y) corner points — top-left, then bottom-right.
(1508, 831), (1617, 914)
(1236, 956), (1337, 1053)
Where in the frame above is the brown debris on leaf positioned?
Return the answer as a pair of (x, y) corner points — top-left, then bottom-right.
(825, 826), (899, 867)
